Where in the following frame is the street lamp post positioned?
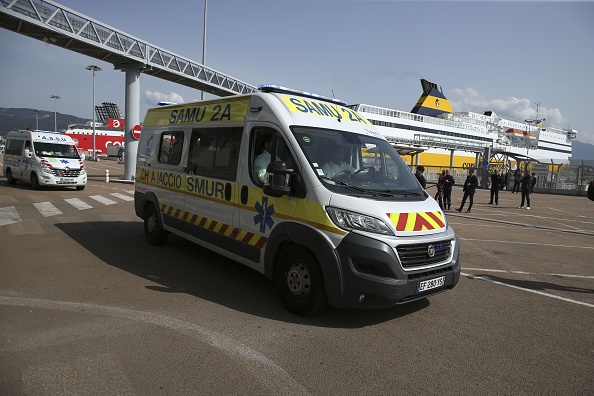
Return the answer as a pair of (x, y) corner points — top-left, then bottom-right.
(50, 95), (60, 131)
(34, 109), (39, 130)
(86, 65), (102, 161)
(201, 0), (207, 100)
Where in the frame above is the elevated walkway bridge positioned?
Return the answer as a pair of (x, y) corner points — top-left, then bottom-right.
(0, 0), (256, 179)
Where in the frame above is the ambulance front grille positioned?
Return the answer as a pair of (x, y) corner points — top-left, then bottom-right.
(396, 240), (451, 268)
(51, 168), (81, 177)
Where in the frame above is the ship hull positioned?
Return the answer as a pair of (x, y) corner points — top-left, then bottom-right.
(65, 129), (125, 154)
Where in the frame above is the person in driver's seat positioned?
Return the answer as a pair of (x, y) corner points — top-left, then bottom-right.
(321, 145), (356, 177)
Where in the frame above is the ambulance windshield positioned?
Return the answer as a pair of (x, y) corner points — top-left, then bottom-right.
(292, 127), (424, 195)
(33, 142), (81, 159)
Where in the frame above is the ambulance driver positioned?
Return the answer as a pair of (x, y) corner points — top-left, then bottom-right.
(254, 133), (273, 182)
(322, 145), (356, 177)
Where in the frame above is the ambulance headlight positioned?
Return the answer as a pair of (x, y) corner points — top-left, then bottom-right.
(40, 162), (51, 174)
(327, 207), (393, 235)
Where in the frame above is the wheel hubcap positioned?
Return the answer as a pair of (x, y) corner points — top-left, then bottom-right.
(286, 262), (310, 297)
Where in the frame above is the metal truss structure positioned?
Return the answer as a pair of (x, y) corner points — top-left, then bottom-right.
(0, 0), (258, 97)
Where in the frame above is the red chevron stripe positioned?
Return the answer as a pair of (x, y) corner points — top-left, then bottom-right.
(426, 212), (445, 228)
(242, 232), (254, 243)
(396, 213), (408, 231)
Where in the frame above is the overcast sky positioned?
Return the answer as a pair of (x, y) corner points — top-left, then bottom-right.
(1, 0), (593, 145)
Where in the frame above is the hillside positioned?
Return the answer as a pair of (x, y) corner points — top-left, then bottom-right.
(0, 107), (89, 136)
(571, 140), (594, 161)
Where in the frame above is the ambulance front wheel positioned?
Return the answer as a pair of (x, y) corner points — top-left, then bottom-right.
(30, 172), (40, 190)
(144, 203), (168, 246)
(275, 246), (327, 316)
(6, 168), (16, 185)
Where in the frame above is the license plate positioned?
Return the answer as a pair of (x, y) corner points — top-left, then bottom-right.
(61, 178), (74, 182)
(416, 276), (445, 293)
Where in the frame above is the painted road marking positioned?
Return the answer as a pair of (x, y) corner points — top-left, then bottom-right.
(461, 272), (594, 308)
(0, 206), (21, 226)
(110, 192), (134, 202)
(459, 238), (594, 250)
(463, 267), (594, 279)
(89, 195), (117, 205)
(33, 202), (63, 217)
(65, 198), (94, 210)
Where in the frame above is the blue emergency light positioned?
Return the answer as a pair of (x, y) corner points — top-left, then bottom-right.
(258, 84), (346, 106)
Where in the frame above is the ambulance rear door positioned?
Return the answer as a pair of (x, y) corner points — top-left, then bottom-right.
(151, 129), (187, 232)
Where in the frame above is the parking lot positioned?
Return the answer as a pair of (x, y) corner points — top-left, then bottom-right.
(1, 157), (593, 395)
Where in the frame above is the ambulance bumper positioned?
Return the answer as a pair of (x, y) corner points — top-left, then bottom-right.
(334, 230), (460, 309)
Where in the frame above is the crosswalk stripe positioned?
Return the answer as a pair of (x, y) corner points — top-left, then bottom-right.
(110, 193), (134, 202)
(65, 198), (93, 210)
(0, 206), (21, 226)
(89, 195), (117, 205)
(33, 202), (63, 217)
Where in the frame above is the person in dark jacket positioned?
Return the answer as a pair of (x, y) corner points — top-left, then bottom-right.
(517, 170), (533, 210)
(489, 169), (501, 205)
(456, 169), (479, 213)
(442, 169), (455, 210)
(530, 173), (537, 193)
(512, 168), (521, 193)
(415, 165), (426, 188)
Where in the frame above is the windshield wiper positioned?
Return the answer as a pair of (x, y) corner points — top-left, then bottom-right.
(320, 176), (367, 192)
(320, 177), (398, 197)
(392, 190), (424, 197)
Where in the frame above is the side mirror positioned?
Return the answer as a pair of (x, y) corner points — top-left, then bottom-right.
(24, 148), (32, 158)
(263, 161), (292, 197)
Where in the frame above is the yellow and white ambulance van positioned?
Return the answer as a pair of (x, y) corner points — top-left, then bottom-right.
(134, 85), (460, 315)
(3, 129), (87, 190)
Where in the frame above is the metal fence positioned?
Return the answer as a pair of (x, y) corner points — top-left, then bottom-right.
(416, 162), (594, 197)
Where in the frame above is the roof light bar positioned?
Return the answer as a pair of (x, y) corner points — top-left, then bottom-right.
(258, 84), (346, 106)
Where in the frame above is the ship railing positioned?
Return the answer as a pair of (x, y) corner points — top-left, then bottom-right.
(385, 135), (487, 153)
(353, 104), (482, 133)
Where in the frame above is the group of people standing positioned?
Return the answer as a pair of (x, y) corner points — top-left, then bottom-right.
(415, 166), (537, 213)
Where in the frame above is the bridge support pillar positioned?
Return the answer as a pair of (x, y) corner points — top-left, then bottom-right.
(114, 63), (144, 181)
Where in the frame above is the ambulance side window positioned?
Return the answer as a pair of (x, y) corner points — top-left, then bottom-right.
(250, 128), (279, 185)
(187, 127), (242, 181)
(5, 139), (24, 156)
(249, 128), (297, 187)
(159, 131), (184, 165)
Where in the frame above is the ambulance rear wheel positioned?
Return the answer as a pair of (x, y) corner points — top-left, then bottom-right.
(275, 246), (327, 316)
(6, 169), (16, 185)
(144, 203), (168, 246)
(30, 172), (40, 190)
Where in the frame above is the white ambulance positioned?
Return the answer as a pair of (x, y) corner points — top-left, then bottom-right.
(3, 130), (87, 190)
(134, 85), (460, 315)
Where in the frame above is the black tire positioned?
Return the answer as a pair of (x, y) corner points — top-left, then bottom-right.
(144, 203), (168, 246)
(30, 172), (40, 190)
(275, 246), (327, 316)
(6, 168), (17, 185)
(76, 185), (85, 191)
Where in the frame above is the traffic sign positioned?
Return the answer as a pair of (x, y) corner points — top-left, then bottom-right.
(132, 124), (142, 140)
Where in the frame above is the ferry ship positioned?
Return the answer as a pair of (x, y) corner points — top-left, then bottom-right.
(64, 102), (125, 155)
(349, 79), (577, 168)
